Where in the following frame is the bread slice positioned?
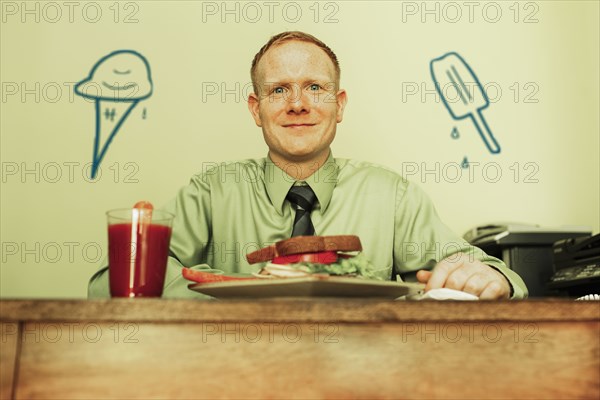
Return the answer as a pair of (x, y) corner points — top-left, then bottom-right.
(246, 235), (362, 264)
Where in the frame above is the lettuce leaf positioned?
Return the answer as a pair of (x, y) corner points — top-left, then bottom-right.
(287, 253), (382, 280)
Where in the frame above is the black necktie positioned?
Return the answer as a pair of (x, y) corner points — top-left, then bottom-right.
(286, 184), (317, 237)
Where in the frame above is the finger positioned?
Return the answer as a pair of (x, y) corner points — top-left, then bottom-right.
(479, 281), (509, 300)
(444, 267), (475, 292)
(461, 273), (489, 297)
(426, 254), (466, 291)
(416, 270), (432, 284)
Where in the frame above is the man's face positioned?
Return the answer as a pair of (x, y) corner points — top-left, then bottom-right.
(248, 41), (347, 166)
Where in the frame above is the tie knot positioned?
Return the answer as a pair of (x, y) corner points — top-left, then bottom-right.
(286, 185), (317, 212)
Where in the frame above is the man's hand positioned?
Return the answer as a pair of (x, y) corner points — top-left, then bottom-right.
(416, 253), (511, 300)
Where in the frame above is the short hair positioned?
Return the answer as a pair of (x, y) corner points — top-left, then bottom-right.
(250, 31), (341, 95)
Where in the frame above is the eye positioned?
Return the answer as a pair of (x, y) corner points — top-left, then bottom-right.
(309, 84), (321, 91)
(273, 87), (285, 94)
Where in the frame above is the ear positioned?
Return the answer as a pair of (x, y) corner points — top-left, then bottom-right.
(336, 89), (348, 123)
(247, 92), (262, 127)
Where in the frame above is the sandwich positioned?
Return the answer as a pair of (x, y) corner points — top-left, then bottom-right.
(246, 235), (379, 279)
(182, 235), (379, 284)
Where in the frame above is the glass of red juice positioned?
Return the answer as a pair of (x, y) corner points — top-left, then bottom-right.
(107, 208), (174, 297)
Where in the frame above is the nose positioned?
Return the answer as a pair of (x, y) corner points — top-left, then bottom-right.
(286, 86), (310, 114)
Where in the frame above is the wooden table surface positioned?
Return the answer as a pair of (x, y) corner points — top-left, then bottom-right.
(1, 299), (599, 399)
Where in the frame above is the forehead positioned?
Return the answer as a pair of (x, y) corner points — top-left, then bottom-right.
(256, 40), (336, 82)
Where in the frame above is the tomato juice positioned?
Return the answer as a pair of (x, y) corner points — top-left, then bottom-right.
(108, 222), (172, 297)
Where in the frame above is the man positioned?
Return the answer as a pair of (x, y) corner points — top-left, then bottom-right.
(89, 31), (528, 299)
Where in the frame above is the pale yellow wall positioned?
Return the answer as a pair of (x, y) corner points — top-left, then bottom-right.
(1, 1), (598, 298)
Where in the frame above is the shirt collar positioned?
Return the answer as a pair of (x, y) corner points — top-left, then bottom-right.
(265, 152), (338, 216)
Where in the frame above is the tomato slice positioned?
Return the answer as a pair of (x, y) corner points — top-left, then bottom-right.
(133, 201), (153, 210)
(272, 251), (339, 265)
(182, 268), (255, 283)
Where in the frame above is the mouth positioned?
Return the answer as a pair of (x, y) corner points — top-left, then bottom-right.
(102, 81), (138, 91)
(282, 123), (316, 129)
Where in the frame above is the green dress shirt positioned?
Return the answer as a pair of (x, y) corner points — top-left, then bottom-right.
(88, 153), (528, 299)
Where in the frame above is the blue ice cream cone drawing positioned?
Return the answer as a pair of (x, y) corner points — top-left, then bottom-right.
(75, 50), (153, 178)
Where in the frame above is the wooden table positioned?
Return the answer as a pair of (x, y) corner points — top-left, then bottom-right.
(1, 299), (598, 399)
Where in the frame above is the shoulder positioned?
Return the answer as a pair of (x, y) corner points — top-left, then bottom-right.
(334, 158), (429, 205)
(335, 158), (408, 186)
(188, 158), (266, 186)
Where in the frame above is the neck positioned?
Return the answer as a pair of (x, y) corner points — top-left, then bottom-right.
(269, 150), (330, 180)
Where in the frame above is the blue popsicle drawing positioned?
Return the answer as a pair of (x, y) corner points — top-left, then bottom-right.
(430, 52), (501, 154)
(75, 50), (153, 178)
